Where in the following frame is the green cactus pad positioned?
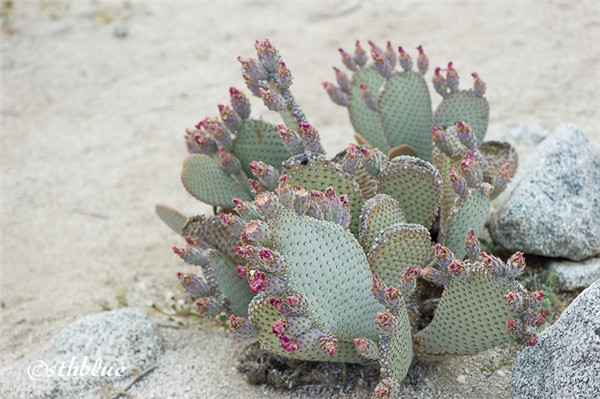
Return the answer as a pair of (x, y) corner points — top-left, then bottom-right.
(155, 204), (188, 234)
(283, 154), (363, 236)
(181, 154), (252, 208)
(268, 207), (382, 340)
(379, 72), (433, 161)
(375, 156), (442, 229)
(433, 91), (490, 145)
(205, 249), (254, 318)
(183, 215), (244, 265)
(248, 293), (367, 363)
(367, 224), (433, 286)
(347, 67), (389, 152)
(378, 306), (414, 383)
(359, 194), (406, 252)
(439, 185), (491, 259)
(414, 264), (515, 357)
(233, 119), (291, 176)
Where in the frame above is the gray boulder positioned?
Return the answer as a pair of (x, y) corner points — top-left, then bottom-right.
(511, 280), (600, 399)
(490, 124), (600, 261)
(0, 307), (162, 399)
(552, 257), (600, 291)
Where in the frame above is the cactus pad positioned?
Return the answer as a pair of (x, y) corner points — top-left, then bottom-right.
(378, 72), (433, 161)
(375, 156), (442, 229)
(367, 224), (434, 286)
(155, 204), (187, 234)
(359, 194), (406, 252)
(181, 154), (252, 208)
(433, 91), (489, 144)
(233, 119), (290, 176)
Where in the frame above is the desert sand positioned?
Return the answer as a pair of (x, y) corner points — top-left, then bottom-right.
(2, 1), (599, 398)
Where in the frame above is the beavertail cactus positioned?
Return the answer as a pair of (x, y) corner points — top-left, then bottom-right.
(326, 41), (490, 161)
(155, 39), (541, 398)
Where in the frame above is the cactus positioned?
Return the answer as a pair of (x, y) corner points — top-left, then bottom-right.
(326, 41), (492, 162)
(155, 39), (542, 399)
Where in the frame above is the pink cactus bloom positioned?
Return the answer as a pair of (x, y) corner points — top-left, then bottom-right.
(272, 318), (288, 335)
(279, 336), (299, 352)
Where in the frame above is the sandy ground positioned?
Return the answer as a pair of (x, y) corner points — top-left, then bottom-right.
(1, 1), (599, 398)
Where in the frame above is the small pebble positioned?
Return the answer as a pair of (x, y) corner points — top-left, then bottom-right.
(496, 369), (506, 377)
(114, 25), (128, 38)
(457, 375), (467, 384)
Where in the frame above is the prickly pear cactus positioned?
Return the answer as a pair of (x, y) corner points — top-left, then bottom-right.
(325, 41), (490, 162)
(155, 39), (544, 399)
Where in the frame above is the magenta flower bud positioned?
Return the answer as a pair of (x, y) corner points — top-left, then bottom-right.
(460, 150), (481, 188)
(275, 60), (292, 89)
(504, 291), (523, 310)
(385, 286), (400, 299)
(531, 290), (546, 304)
(373, 51), (394, 79)
(397, 46), (413, 72)
(254, 192), (281, 219)
(297, 122), (321, 153)
(434, 244), (455, 270)
(232, 198), (259, 220)
(236, 245), (257, 261)
(218, 147), (241, 175)
(431, 125), (453, 156)
(340, 143), (360, 174)
(279, 335), (299, 352)
(248, 179), (265, 195)
(195, 296), (223, 317)
(360, 147), (381, 176)
(254, 38), (280, 73)
(258, 88), (286, 112)
(447, 260), (467, 280)
(319, 329), (338, 356)
(177, 272), (212, 298)
(249, 161), (280, 189)
(322, 81), (349, 106)
(339, 47), (358, 71)
(433, 66), (448, 97)
(372, 273), (386, 292)
(368, 40), (382, 56)
(277, 124), (304, 155)
(480, 252), (505, 276)
(446, 62), (459, 93)
(310, 189), (325, 201)
(270, 297), (283, 311)
(449, 168), (468, 198)
(360, 83), (380, 112)
(207, 121), (233, 152)
(384, 41), (397, 68)
(353, 337), (380, 360)
(238, 56), (269, 81)
(241, 220), (272, 245)
(456, 120), (478, 150)
(229, 87), (251, 119)
(353, 40), (368, 66)
(188, 130), (217, 155)
(464, 228), (480, 260)
(248, 271), (266, 292)
(229, 315), (257, 341)
(275, 174), (294, 206)
(235, 265), (250, 278)
(218, 104), (243, 133)
(375, 310), (398, 337)
(506, 252), (526, 277)
(416, 45), (429, 75)
(242, 72), (263, 97)
(506, 318), (519, 332)
(293, 187), (311, 215)
(526, 334), (539, 347)
(532, 308), (549, 327)
(284, 295), (306, 315)
(272, 318), (289, 335)
(472, 72), (486, 96)
(373, 380), (393, 399)
(398, 266), (418, 296)
(333, 66), (352, 93)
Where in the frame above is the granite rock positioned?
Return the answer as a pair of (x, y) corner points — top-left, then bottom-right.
(551, 257), (600, 291)
(511, 280), (600, 399)
(490, 124), (600, 261)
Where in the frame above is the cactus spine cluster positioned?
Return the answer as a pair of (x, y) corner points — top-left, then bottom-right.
(156, 39), (545, 398)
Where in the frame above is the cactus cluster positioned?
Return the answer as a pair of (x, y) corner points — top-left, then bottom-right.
(156, 39), (545, 398)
